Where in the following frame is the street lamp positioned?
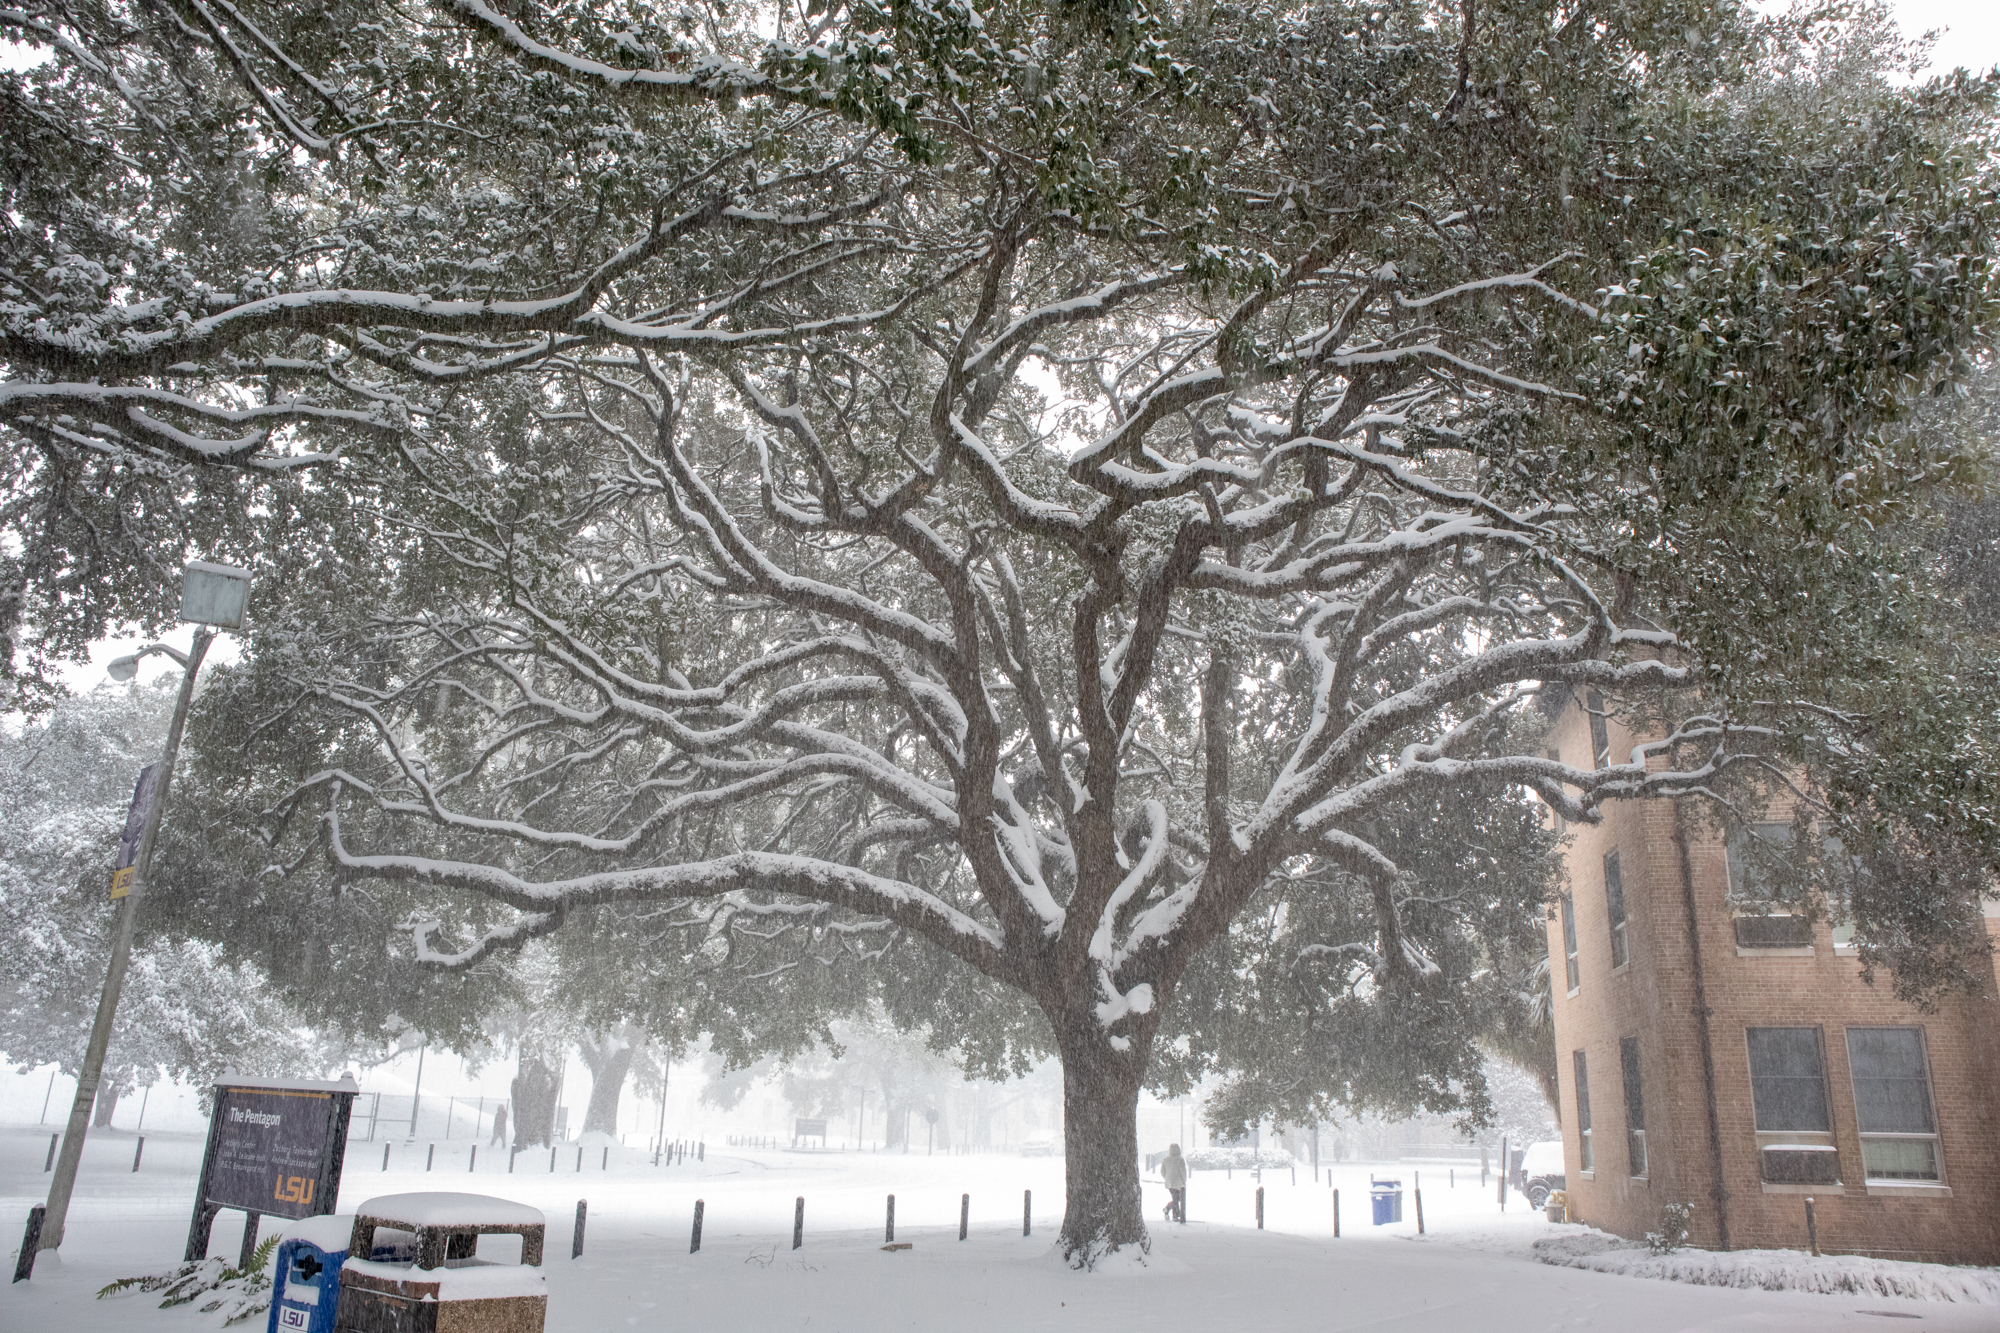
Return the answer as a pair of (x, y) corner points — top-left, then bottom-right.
(30, 561), (250, 1273)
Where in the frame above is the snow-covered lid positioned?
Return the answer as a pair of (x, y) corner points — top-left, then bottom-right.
(213, 1073), (361, 1094)
(280, 1215), (356, 1255)
(354, 1193), (545, 1229)
(185, 560), (252, 579)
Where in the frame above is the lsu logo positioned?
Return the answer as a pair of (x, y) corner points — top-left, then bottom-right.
(278, 1307), (310, 1330)
(274, 1175), (315, 1205)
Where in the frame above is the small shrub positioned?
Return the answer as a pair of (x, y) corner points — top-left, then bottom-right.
(1647, 1202), (1694, 1254)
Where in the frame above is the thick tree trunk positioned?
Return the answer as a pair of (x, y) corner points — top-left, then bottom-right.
(580, 1041), (635, 1137)
(92, 1085), (120, 1128)
(1055, 1024), (1148, 1266)
(510, 1047), (559, 1151)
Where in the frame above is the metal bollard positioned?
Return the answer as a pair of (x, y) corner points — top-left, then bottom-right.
(1806, 1197), (1820, 1257)
(1333, 1188), (1340, 1238)
(469, 1145), (477, 1172)
(1023, 1190), (1031, 1237)
(885, 1194), (895, 1243)
(133, 1137), (146, 1173)
(1416, 1188), (1425, 1235)
(550, 1148), (556, 1173)
(14, 1206), (46, 1282)
(793, 1196), (804, 1250)
(427, 1144), (435, 1172)
(382, 1143), (391, 1172)
(690, 1199), (704, 1253)
(602, 1146), (609, 1171)
(44, 1135), (57, 1172)
(960, 1193), (969, 1241)
(573, 1200), (588, 1259)
(576, 1146), (583, 1172)
(1256, 1186), (1264, 1230)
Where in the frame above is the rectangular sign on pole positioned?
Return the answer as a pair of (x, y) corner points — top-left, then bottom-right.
(185, 1076), (358, 1262)
(109, 764), (161, 899)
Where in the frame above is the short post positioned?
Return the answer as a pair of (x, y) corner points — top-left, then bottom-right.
(1481, 1146), (1489, 1187)
(1256, 1186), (1264, 1230)
(793, 1196), (804, 1250)
(14, 1207), (46, 1282)
(885, 1193), (896, 1243)
(132, 1137), (145, 1173)
(509, 1148), (518, 1174)
(576, 1146), (583, 1172)
(690, 1199), (704, 1253)
(237, 1212), (261, 1271)
(44, 1134), (58, 1172)
(550, 1147), (557, 1173)
(1333, 1189), (1340, 1238)
(572, 1200), (587, 1259)
(468, 1145), (477, 1172)
(1450, 1168), (1454, 1188)
(1415, 1188), (1425, 1235)
(960, 1193), (969, 1241)
(1805, 1197), (1819, 1257)
(1291, 1166), (1296, 1186)
(601, 1146), (609, 1171)
(427, 1144), (435, 1171)
(1023, 1190), (1032, 1236)
(1498, 1135), (1508, 1210)
(382, 1143), (391, 1172)
(698, 1141), (705, 1161)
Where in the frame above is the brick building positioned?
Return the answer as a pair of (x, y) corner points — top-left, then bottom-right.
(1541, 687), (2000, 1264)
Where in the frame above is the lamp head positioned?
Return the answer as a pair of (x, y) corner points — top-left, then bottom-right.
(106, 654), (141, 682)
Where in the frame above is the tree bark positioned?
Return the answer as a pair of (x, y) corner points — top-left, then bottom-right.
(91, 1085), (119, 1129)
(510, 1047), (559, 1151)
(1054, 1022), (1148, 1265)
(579, 1039), (636, 1137)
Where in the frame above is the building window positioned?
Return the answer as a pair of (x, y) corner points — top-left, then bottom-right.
(1728, 822), (1813, 949)
(1604, 851), (1628, 969)
(1846, 1028), (1942, 1184)
(1620, 1037), (1646, 1178)
(1560, 893), (1580, 993)
(1574, 1049), (1593, 1173)
(1746, 1026), (1839, 1185)
(1586, 689), (1610, 769)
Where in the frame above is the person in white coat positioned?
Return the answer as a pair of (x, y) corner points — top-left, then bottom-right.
(1161, 1144), (1188, 1223)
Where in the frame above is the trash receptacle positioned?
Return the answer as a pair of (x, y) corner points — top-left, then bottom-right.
(337, 1192), (547, 1333)
(269, 1217), (357, 1333)
(1369, 1178), (1403, 1226)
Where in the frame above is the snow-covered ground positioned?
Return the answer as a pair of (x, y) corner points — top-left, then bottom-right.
(5, 1123), (1992, 1331)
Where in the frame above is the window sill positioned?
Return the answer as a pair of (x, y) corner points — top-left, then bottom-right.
(1567, 988), (1580, 999)
(1864, 1182), (1950, 1198)
(1736, 946), (1814, 958)
(1761, 1182), (1838, 1195)
(1577, 1171), (1594, 1181)
(1609, 963), (1629, 978)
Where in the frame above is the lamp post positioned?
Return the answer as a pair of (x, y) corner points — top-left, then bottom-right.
(33, 562), (250, 1266)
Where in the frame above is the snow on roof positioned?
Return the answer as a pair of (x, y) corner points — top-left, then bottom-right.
(354, 1193), (545, 1229)
(211, 1073), (360, 1093)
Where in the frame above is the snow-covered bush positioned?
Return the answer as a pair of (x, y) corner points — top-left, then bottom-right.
(1183, 1146), (1296, 1171)
(1647, 1202), (1694, 1255)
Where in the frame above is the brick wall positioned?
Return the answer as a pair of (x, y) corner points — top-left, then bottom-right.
(1544, 695), (2000, 1265)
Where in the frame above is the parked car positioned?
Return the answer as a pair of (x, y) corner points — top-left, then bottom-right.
(1517, 1140), (1566, 1208)
(1020, 1139), (1057, 1157)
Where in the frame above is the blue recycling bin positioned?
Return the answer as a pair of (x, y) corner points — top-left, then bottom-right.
(1369, 1178), (1403, 1226)
(268, 1225), (349, 1333)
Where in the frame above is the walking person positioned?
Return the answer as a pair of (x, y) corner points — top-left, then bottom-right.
(490, 1102), (509, 1148)
(1161, 1143), (1188, 1223)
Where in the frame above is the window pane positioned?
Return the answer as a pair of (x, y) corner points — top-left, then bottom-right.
(1762, 1147), (1840, 1185)
(1847, 1029), (1936, 1134)
(1587, 690), (1610, 769)
(1561, 894), (1579, 991)
(1860, 1138), (1940, 1182)
(1619, 1038), (1644, 1130)
(1573, 1050), (1591, 1132)
(1735, 915), (1814, 949)
(1746, 1027), (1830, 1132)
(1605, 853), (1627, 968)
(1727, 822), (1795, 900)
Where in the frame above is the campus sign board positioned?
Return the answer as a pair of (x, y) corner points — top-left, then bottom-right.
(185, 1075), (358, 1262)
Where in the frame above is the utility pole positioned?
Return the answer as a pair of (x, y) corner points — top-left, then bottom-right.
(35, 560), (250, 1267)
